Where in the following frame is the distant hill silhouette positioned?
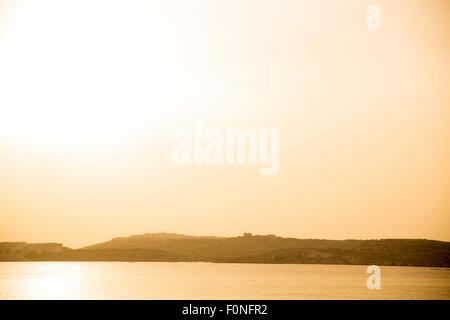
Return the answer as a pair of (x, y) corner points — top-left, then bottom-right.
(1, 233), (449, 267)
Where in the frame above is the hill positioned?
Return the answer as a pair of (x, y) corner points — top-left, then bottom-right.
(1, 233), (449, 267)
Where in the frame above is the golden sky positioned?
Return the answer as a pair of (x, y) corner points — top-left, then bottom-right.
(0, 0), (449, 248)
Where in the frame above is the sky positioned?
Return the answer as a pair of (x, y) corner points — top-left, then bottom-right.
(0, 0), (449, 248)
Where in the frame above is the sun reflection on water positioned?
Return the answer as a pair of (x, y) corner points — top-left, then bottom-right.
(5, 263), (81, 300)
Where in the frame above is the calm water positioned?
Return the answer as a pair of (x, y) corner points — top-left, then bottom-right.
(0, 262), (449, 299)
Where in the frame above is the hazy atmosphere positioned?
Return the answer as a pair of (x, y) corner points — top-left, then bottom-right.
(0, 0), (449, 248)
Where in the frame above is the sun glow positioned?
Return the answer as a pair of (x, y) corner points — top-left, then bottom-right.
(0, 0), (219, 148)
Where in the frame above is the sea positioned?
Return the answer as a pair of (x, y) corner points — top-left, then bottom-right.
(0, 262), (449, 299)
